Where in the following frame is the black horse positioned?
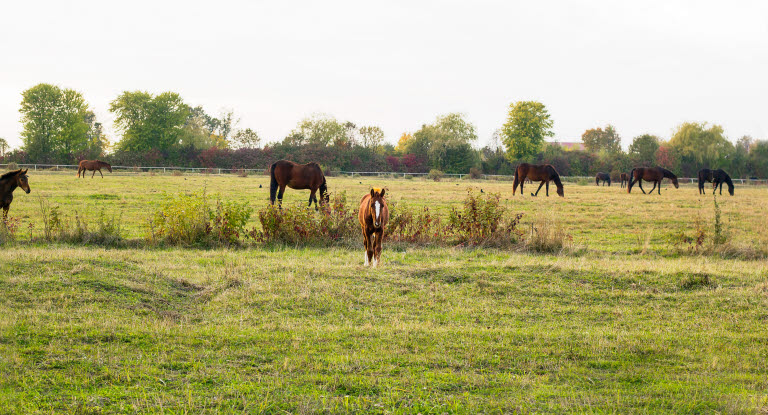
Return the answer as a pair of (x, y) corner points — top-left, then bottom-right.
(1, 169), (31, 219)
(595, 172), (611, 186)
(698, 168), (734, 196)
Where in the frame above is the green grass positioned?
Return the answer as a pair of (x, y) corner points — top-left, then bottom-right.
(1, 171), (768, 413)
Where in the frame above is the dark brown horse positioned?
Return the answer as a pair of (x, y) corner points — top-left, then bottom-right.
(77, 160), (112, 178)
(620, 172), (630, 188)
(627, 167), (679, 194)
(358, 188), (389, 267)
(513, 163), (564, 197)
(1, 169), (30, 219)
(269, 160), (328, 209)
(698, 168), (734, 196)
(595, 172), (611, 186)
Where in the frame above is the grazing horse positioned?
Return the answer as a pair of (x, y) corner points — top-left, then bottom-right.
(595, 172), (611, 186)
(269, 160), (329, 210)
(358, 188), (389, 267)
(513, 163), (564, 197)
(627, 167), (679, 195)
(698, 168), (734, 196)
(620, 172), (630, 188)
(0, 169), (31, 219)
(77, 160), (112, 178)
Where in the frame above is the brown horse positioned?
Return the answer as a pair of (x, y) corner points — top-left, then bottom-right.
(513, 163), (564, 197)
(627, 167), (679, 194)
(595, 172), (611, 186)
(1, 169), (31, 219)
(358, 188), (389, 267)
(77, 160), (112, 178)
(269, 160), (328, 209)
(620, 172), (630, 188)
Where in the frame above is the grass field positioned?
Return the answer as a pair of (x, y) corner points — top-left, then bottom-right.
(1, 171), (767, 413)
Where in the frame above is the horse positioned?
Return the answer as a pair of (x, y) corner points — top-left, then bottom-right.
(627, 167), (679, 194)
(595, 172), (611, 186)
(698, 168), (734, 196)
(0, 169), (31, 219)
(358, 188), (389, 267)
(77, 160), (112, 178)
(513, 163), (564, 197)
(269, 160), (329, 210)
(620, 172), (630, 188)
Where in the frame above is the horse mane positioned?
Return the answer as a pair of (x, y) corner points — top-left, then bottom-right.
(658, 167), (676, 179)
(547, 165), (563, 187)
(0, 169), (22, 180)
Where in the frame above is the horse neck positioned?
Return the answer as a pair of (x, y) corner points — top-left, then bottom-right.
(0, 178), (16, 194)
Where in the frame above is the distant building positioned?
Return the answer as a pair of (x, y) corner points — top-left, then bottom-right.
(548, 141), (585, 151)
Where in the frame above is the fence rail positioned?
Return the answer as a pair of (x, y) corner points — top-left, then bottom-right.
(1, 163), (766, 185)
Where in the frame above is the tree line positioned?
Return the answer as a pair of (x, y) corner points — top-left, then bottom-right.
(2, 83), (767, 178)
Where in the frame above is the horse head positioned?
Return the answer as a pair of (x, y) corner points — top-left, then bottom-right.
(106, 163), (113, 173)
(369, 188), (386, 228)
(17, 169), (30, 194)
(320, 179), (329, 205)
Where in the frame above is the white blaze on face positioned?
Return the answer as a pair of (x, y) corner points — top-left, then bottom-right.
(374, 201), (381, 221)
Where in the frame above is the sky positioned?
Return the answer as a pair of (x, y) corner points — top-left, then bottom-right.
(1, 0), (766, 151)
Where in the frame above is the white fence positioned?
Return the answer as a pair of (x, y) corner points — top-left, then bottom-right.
(1, 163), (765, 185)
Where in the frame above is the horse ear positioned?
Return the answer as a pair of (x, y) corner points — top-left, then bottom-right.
(379, 188), (385, 198)
(370, 188), (375, 198)
(22, 169), (28, 174)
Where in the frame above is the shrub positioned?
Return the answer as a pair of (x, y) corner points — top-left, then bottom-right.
(0, 216), (21, 244)
(253, 192), (357, 246)
(446, 189), (523, 247)
(427, 169), (444, 182)
(150, 191), (252, 246)
(387, 202), (443, 244)
(37, 195), (124, 246)
(469, 167), (482, 179)
(172, 170), (183, 177)
(524, 215), (573, 253)
(6, 162), (18, 170)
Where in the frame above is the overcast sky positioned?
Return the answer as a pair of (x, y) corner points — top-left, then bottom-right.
(1, 0), (766, 150)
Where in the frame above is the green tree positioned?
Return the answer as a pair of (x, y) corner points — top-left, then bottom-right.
(501, 101), (554, 159)
(668, 122), (733, 168)
(19, 83), (93, 162)
(582, 124), (622, 153)
(231, 128), (261, 149)
(0, 138), (8, 157)
(110, 91), (190, 153)
(628, 134), (660, 166)
(748, 140), (768, 178)
(359, 126), (385, 149)
(284, 114), (347, 147)
(410, 113), (479, 173)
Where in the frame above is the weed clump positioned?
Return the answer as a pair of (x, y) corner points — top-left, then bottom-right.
(447, 189), (523, 247)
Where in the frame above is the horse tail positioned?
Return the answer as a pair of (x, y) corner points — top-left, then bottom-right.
(512, 168), (520, 195)
(269, 162), (279, 204)
(627, 168), (636, 193)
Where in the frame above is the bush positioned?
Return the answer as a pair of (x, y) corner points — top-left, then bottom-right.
(150, 191), (252, 246)
(0, 216), (21, 244)
(469, 167), (482, 179)
(446, 189), (523, 247)
(524, 215), (573, 253)
(387, 202), (443, 244)
(253, 192), (357, 246)
(37, 195), (124, 246)
(427, 169), (444, 181)
(6, 162), (18, 170)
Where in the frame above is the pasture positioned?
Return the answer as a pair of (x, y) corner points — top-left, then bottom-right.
(1, 171), (767, 413)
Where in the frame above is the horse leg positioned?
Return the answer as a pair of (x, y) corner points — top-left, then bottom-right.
(373, 229), (383, 267)
(366, 230), (375, 266)
(98, 169), (103, 178)
(91, 169), (96, 178)
(647, 182), (656, 195)
(532, 181), (544, 197)
(362, 230), (371, 266)
(309, 189), (318, 210)
(277, 185), (286, 207)
(637, 180), (646, 194)
(657, 181), (661, 195)
(545, 181), (550, 196)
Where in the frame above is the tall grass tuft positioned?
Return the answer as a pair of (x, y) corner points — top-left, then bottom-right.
(525, 214), (574, 253)
(37, 195), (124, 246)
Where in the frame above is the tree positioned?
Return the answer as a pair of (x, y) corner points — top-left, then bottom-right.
(359, 126), (385, 149)
(284, 114), (347, 147)
(668, 122), (733, 168)
(395, 132), (413, 154)
(110, 91), (190, 153)
(748, 140), (768, 178)
(501, 101), (554, 159)
(582, 124), (622, 153)
(19, 83), (93, 162)
(0, 138), (8, 157)
(410, 113), (479, 173)
(231, 128), (261, 149)
(628, 134), (660, 166)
